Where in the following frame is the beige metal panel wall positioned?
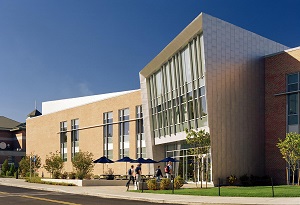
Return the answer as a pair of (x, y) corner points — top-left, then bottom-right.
(202, 13), (288, 184)
(26, 90), (145, 177)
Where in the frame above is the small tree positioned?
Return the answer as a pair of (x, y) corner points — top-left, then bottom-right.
(72, 150), (94, 179)
(8, 163), (16, 176)
(1, 159), (9, 176)
(185, 129), (210, 188)
(18, 155), (41, 177)
(44, 151), (64, 179)
(277, 132), (300, 185)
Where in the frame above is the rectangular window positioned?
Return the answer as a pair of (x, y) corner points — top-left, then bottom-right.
(136, 105), (145, 158)
(288, 94), (298, 125)
(71, 119), (79, 159)
(287, 73), (299, 92)
(103, 112), (113, 159)
(60, 121), (67, 161)
(119, 108), (129, 158)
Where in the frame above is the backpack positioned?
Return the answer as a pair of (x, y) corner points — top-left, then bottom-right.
(128, 168), (132, 175)
(164, 165), (170, 173)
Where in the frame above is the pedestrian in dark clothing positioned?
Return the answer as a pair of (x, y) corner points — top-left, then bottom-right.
(155, 165), (163, 182)
(126, 165), (135, 190)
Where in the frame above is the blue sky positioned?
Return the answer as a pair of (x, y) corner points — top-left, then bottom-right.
(1, 0), (300, 123)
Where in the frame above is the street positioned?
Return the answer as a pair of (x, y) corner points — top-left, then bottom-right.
(0, 185), (169, 205)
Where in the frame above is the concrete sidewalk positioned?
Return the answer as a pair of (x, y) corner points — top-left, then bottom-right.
(0, 178), (299, 205)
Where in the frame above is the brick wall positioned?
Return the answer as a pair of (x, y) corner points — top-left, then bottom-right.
(265, 48), (300, 184)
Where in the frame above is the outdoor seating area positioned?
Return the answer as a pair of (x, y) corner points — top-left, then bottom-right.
(93, 156), (179, 179)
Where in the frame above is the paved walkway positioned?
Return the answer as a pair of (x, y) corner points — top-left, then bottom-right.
(0, 178), (299, 205)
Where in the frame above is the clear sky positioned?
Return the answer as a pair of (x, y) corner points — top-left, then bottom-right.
(1, 0), (300, 123)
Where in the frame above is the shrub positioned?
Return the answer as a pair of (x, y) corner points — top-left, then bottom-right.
(76, 171), (84, 180)
(61, 172), (68, 179)
(9, 164), (16, 176)
(239, 174), (251, 186)
(1, 159), (9, 175)
(146, 179), (158, 190)
(68, 172), (76, 179)
(174, 176), (184, 189)
(53, 171), (61, 179)
(227, 175), (237, 186)
(160, 178), (171, 190)
(93, 175), (100, 179)
(84, 173), (92, 180)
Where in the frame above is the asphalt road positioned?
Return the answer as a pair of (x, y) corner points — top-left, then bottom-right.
(0, 185), (169, 205)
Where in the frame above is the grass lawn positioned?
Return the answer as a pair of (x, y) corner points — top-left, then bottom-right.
(132, 186), (300, 197)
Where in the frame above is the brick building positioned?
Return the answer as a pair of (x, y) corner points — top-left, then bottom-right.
(265, 47), (300, 184)
(0, 116), (26, 170)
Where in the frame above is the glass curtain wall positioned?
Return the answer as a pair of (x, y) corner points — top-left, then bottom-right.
(60, 121), (67, 161)
(71, 119), (79, 159)
(136, 105), (146, 158)
(166, 142), (212, 183)
(148, 34), (207, 139)
(119, 108), (130, 158)
(103, 112), (113, 159)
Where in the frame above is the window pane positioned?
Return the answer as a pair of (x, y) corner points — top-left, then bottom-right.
(288, 74), (298, 84)
(288, 115), (298, 125)
(288, 84), (298, 92)
(288, 94), (298, 115)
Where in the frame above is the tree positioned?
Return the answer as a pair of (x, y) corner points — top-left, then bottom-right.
(8, 163), (16, 176)
(1, 159), (9, 176)
(18, 155), (42, 177)
(71, 150), (94, 179)
(277, 132), (300, 185)
(185, 129), (210, 188)
(44, 151), (64, 179)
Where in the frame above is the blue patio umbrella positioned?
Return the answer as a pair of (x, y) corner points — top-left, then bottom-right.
(93, 156), (114, 174)
(131, 157), (148, 164)
(159, 157), (179, 162)
(145, 158), (158, 163)
(132, 157), (158, 175)
(116, 156), (134, 175)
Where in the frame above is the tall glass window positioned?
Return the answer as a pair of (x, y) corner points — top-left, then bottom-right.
(71, 119), (79, 158)
(148, 33), (207, 138)
(60, 121), (67, 161)
(103, 112), (113, 159)
(288, 94), (298, 125)
(119, 108), (129, 158)
(136, 106), (145, 158)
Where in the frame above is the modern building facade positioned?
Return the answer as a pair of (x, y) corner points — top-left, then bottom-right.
(26, 90), (148, 177)
(25, 12), (298, 185)
(0, 116), (26, 169)
(139, 13), (288, 185)
(265, 47), (300, 184)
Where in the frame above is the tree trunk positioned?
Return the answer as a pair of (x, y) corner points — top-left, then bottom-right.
(292, 170), (295, 185)
(205, 155), (208, 189)
(194, 155), (197, 188)
(298, 168), (300, 186)
(286, 167), (289, 185)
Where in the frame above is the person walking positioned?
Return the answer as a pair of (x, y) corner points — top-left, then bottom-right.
(165, 161), (172, 179)
(135, 163), (142, 189)
(126, 165), (134, 190)
(155, 165), (163, 182)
